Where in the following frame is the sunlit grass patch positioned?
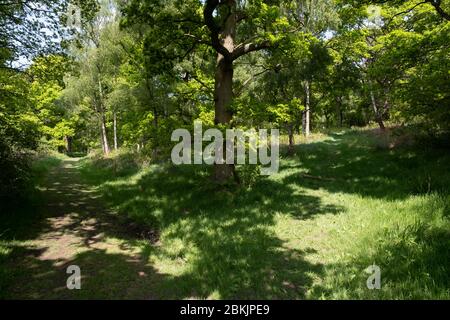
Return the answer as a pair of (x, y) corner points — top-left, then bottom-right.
(3, 127), (448, 299)
(74, 127), (450, 299)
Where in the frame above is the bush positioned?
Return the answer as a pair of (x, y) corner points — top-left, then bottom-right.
(0, 139), (32, 211)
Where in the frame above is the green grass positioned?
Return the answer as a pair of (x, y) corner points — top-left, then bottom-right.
(0, 152), (65, 235)
(0, 152), (65, 298)
(78, 149), (141, 185)
(31, 152), (66, 183)
(1, 129), (449, 299)
(74, 128), (450, 299)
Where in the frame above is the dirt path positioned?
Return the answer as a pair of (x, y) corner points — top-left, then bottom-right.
(6, 158), (162, 299)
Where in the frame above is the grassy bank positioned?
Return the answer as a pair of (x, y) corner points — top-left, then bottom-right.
(76, 128), (450, 299)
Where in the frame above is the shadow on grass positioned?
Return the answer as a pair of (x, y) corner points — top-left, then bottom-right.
(0, 158), (161, 299)
(1, 157), (341, 299)
(281, 130), (450, 200)
(4, 129), (448, 299)
(1, 244), (167, 299)
(88, 128), (450, 298)
(95, 164), (344, 298)
(309, 203), (450, 299)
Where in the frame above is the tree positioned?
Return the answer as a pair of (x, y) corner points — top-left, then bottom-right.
(344, 0), (450, 130)
(360, 0), (450, 21)
(63, 1), (128, 155)
(122, 0), (305, 183)
(0, 0), (67, 68)
(0, 0), (68, 208)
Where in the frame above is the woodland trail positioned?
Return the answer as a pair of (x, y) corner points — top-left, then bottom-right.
(5, 158), (161, 299)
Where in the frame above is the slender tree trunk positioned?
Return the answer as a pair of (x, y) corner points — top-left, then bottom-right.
(287, 124), (294, 155)
(64, 135), (72, 154)
(213, 2), (236, 184)
(336, 96), (343, 127)
(100, 113), (110, 155)
(324, 112), (330, 127)
(303, 80), (311, 136)
(113, 112), (118, 151)
(370, 90), (386, 131)
(153, 108), (158, 128)
(151, 107), (159, 159)
(98, 79), (110, 154)
(382, 86), (390, 121)
(145, 74), (159, 158)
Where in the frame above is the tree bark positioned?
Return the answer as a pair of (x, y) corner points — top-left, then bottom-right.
(370, 90), (386, 131)
(113, 112), (118, 151)
(287, 124), (295, 155)
(64, 135), (72, 154)
(204, 0), (271, 184)
(336, 96), (343, 127)
(100, 113), (110, 154)
(98, 78), (110, 154)
(303, 80), (311, 136)
(212, 0), (237, 184)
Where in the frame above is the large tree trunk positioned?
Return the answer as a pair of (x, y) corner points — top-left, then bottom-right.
(113, 112), (118, 151)
(213, 2), (236, 184)
(204, 0), (271, 183)
(370, 90), (386, 131)
(303, 80), (311, 136)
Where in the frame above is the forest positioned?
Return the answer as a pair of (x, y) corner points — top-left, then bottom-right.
(0, 0), (449, 300)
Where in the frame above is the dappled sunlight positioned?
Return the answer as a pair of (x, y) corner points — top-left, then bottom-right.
(307, 193), (450, 299)
(1, 129), (449, 299)
(91, 160), (345, 298)
(0, 157), (165, 299)
(280, 130), (450, 200)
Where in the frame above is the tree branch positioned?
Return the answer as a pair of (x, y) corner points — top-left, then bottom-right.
(386, 1), (427, 26)
(231, 40), (271, 60)
(426, 0), (450, 21)
(203, 0), (231, 59)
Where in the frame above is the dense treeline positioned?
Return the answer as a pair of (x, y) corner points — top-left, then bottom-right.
(1, 0), (449, 199)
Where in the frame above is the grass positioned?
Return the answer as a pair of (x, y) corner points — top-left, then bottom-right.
(0, 152), (66, 235)
(32, 152), (66, 182)
(74, 127), (450, 299)
(1, 127), (449, 299)
(0, 152), (65, 298)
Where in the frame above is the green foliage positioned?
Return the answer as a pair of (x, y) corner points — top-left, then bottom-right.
(24, 0), (445, 164)
(0, 69), (40, 207)
(1, 0), (450, 300)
